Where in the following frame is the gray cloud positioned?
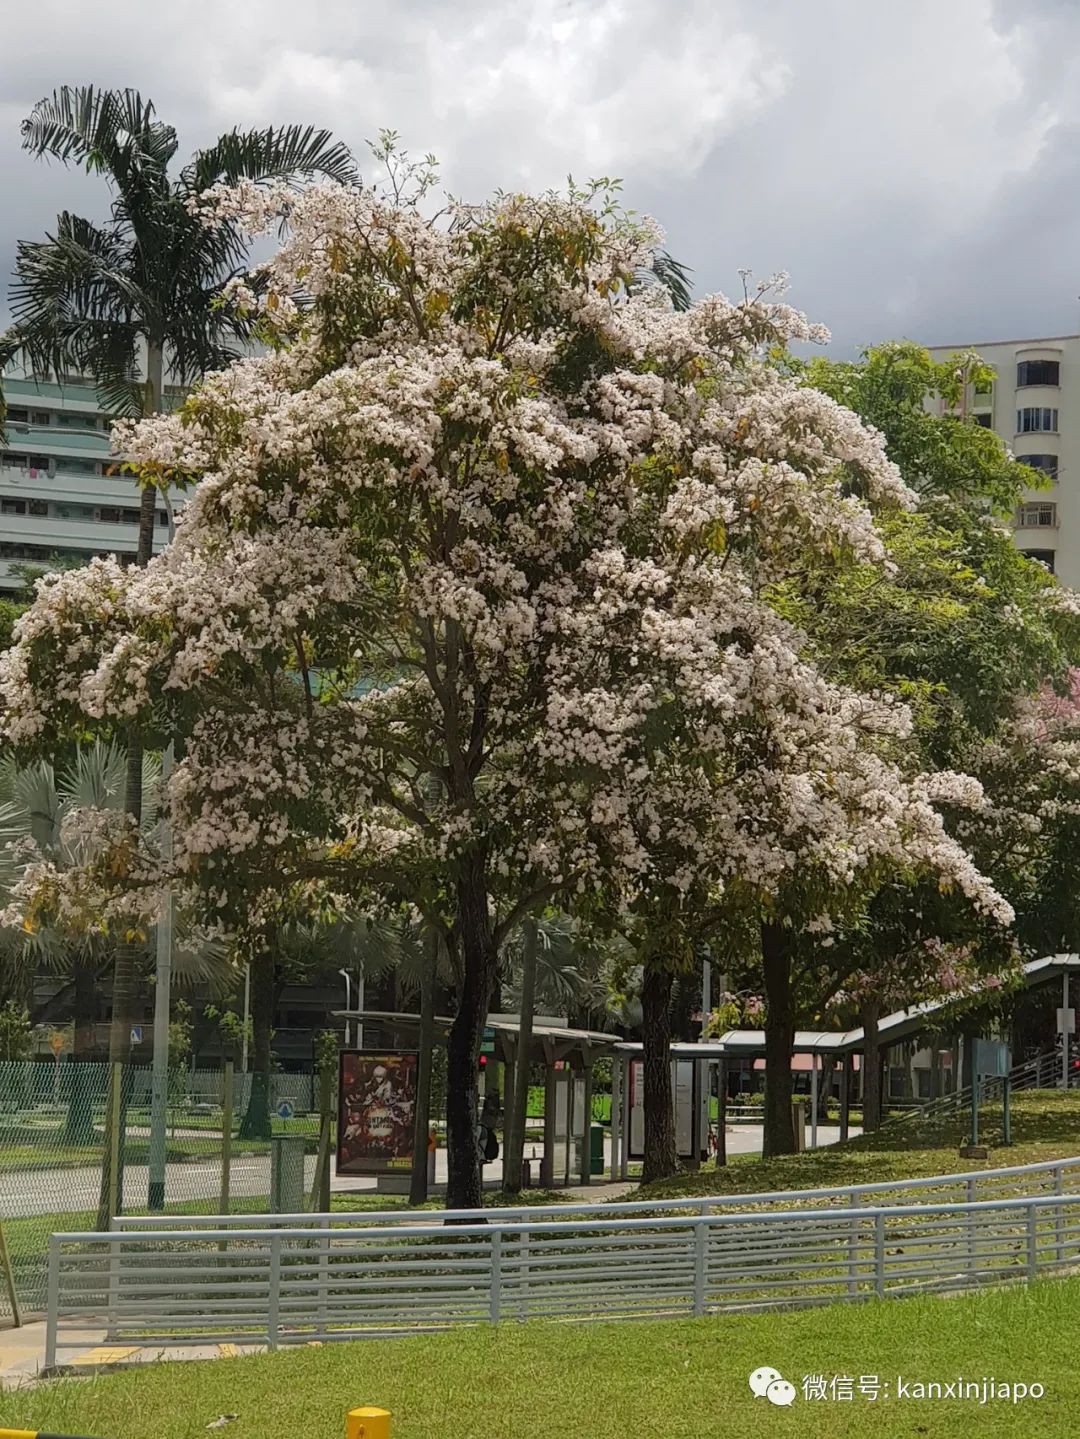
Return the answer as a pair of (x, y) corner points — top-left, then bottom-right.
(1, 0), (1078, 356)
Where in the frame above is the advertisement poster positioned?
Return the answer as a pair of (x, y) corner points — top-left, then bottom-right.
(337, 1050), (418, 1175)
(627, 1057), (701, 1161)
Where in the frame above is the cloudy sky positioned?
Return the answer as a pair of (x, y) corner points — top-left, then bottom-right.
(1, 0), (1078, 355)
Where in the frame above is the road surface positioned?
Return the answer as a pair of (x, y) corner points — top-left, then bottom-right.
(1, 1124), (857, 1220)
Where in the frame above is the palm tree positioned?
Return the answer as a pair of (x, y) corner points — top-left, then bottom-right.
(5, 87), (357, 1154)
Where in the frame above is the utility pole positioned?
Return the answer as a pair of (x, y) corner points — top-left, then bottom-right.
(147, 744), (174, 1210)
(241, 962), (251, 1068)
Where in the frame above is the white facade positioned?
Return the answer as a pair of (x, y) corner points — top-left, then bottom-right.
(925, 333), (1080, 586)
(0, 376), (175, 592)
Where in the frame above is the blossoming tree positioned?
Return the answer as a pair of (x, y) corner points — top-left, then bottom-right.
(0, 168), (1009, 1204)
(746, 344), (1080, 1143)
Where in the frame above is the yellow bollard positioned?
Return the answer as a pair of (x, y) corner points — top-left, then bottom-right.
(346, 1407), (391, 1439)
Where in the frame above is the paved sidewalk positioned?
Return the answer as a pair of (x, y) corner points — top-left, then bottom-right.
(0, 1320), (269, 1388)
(0, 1320), (58, 1389)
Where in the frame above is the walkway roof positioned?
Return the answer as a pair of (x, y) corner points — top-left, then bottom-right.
(710, 953), (1080, 1058)
(339, 954), (1080, 1065)
(336, 1009), (618, 1063)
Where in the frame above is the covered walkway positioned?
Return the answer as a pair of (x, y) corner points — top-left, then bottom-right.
(710, 952), (1080, 1138)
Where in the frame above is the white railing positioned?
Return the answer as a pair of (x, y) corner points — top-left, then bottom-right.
(47, 1188), (1080, 1364)
(113, 1153), (1080, 1235)
(884, 1050), (1078, 1128)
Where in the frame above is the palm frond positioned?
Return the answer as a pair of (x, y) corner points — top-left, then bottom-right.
(57, 742), (127, 811)
(9, 761), (60, 852)
(182, 124), (358, 194)
(92, 371), (145, 417)
(171, 932), (237, 997)
(22, 86), (175, 179)
(634, 249), (694, 312)
(10, 214), (145, 393)
(12, 213), (148, 320)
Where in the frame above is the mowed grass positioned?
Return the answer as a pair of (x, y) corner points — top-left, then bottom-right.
(4, 1277), (1079, 1438)
(637, 1089), (1080, 1201)
(0, 1120), (320, 1172)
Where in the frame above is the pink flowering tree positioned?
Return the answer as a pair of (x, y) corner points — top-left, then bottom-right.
(0, 164), (1009, 1204)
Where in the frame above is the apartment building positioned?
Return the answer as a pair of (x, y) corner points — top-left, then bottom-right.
(925, 334), (1080, 586)
(0, 374), (176, 592)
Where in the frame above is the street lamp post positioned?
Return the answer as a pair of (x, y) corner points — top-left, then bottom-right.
(339, 969), (352, 1048)
(147, 744), (174, 1211)
(338, 969), (365, 1049)
(356, 970), (365, 1051)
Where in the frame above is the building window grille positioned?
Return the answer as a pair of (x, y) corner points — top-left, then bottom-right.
(1017, 502), (1057, 528)
(1017, 407), (1058, 433)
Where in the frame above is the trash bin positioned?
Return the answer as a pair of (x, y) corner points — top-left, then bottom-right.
(590, 1123), (605, 1175)
(270, 1135), (306, 1212)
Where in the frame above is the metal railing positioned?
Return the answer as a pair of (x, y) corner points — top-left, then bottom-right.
(46, 1187), (1080, 1362)
(883, 1050), (1079, 1128)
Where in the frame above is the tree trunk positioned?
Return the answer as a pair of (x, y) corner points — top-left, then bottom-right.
(239, 949), (274, 1140)
(95, 342), (165, 1225)
(861, 999), (882, 1132)
(503, 917), (538, 1196)
(409, 926), (439, 1206)
(761, 920), (795, 1157)
(64, 957), (98, 1145)
(641, 964), (677, 1184)
(445, 855), (497, 1211)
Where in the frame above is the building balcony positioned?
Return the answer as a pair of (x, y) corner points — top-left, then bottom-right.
(0, 510), (169, 555)
(3, 422), (111, 456)
(0, 466), (175, 509)
(4, 377), (103, 408)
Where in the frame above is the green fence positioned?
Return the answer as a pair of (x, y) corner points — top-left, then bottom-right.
(0, 1060), (324, 1321)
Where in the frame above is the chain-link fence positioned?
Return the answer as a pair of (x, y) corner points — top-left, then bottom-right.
(0, 1059), (325, 1321)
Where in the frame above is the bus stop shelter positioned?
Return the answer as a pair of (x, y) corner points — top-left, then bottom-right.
(336, 1009), (618, 1187)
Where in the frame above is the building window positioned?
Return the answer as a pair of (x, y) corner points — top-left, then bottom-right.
(28, 499), (48, 517)
(58, 458), (102, 477)
(5, 408), (28, 425)
(1017, 502), (1057, 528)
(974, 413), (993, 427)
(1017, 407), (1059, 433)
(1, 499), (27, 516)
(1019, 453), (1058, 479)
(1022, 548), (1056, 572)
(1017, 360), (1060, 388)
(31, 410), (51, 426)
(94, 506), (140, 525)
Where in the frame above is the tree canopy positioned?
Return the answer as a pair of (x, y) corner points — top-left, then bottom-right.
(0, 176), (1012, 1198)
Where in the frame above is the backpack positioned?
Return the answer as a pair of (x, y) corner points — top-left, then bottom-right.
(483, 1126), (499, 1162)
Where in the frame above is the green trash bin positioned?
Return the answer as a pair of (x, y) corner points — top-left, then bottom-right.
(590, 1123), (605, 1175)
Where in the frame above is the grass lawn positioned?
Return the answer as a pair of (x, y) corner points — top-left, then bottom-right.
(637, 1089), (1080, 1201)
(3, 1276), (1077, 1437)
(0, 1117), (320, 1173)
